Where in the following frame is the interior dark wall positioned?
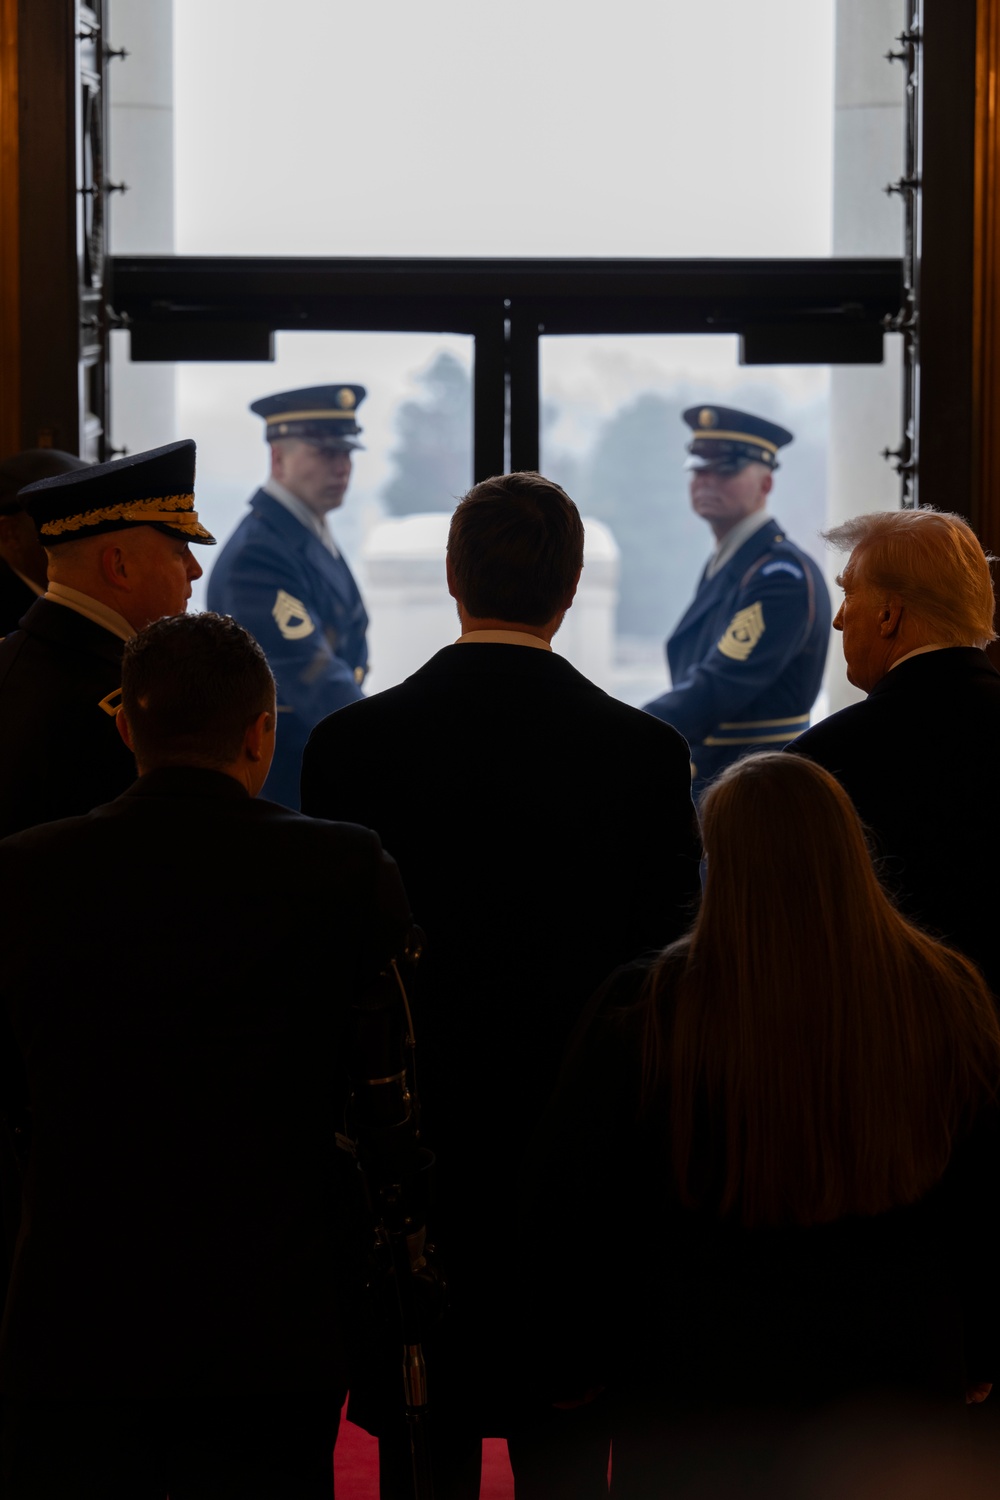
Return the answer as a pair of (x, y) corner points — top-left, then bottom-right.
(17, 0), (79, 452)
(918, 0), (978, 519)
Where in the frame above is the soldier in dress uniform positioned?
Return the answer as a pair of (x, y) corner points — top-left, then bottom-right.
(0, 440), (214, 838)
(0, 450), (89, 637)
(644, 405), (831, 795)
(207, 384), (370, 810)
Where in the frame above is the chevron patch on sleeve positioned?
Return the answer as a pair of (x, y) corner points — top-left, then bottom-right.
(717, 602), (766, 662)
(272, 589), (316, 641)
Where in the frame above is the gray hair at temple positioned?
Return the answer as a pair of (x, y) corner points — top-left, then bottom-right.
(825, 509), (997, 649)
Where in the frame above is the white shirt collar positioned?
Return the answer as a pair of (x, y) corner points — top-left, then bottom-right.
(263, 478), (340, 558)
(705, 510), (772, 580)
(45, 581), (135, 641)
(455, 629), (552, 651)
(889, 643), (954, 670)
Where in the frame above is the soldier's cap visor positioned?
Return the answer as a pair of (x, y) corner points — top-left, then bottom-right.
(303, 435), (365, 453)
(684, 453), (758, 474)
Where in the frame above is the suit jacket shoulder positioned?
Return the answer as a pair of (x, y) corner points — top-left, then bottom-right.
(0, 599), (134, 837)
(311, 643), (690, 756)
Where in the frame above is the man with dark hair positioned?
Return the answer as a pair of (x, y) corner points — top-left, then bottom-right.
(0, 611), (411, 1499)
(208, 384), (370, 809)
(302, 471), (701, 1500)
(0, 441), (215, 838)
(0, 450), (89, 635)
(122, 609), (278, 768)
(446, 469), (585, 622)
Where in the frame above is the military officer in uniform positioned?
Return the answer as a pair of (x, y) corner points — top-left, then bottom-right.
(207, 384), (369, 809)
(644, 406), (831, 795)
(0, 440), (214, 838)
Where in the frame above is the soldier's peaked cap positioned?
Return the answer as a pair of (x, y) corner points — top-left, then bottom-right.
(251, 385), (366, 450)
(17, 439), (215, 546)
(683, 406), (794, 472)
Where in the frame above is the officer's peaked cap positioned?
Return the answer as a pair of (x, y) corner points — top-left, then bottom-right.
(17, 439), (216, 546)
(252, 385), (366, 450)
(683, 406), (793, 472)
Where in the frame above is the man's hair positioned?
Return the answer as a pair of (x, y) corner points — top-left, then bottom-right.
(122, 612), (275, 768)
(447, 471), (585, 625)
(825, 508), (997, 647)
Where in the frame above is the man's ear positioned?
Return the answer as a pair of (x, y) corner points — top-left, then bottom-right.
(244, 708), (274, 763)
(116, 708), (134, 751)
(100, 543), (128, 592)
(562, 565), (583, 610)
(445, 552), (459, 603)
(879, 597), (904, 638)
(761, 472), (774, 499)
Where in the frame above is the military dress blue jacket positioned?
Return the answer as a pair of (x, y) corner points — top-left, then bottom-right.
(645, 518), (831, 794)
(207, 490), (367, 808)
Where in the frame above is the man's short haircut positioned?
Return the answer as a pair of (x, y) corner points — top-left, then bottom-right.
(826, 508), (997, 648)
(122, 612), (276, 769)
(447, 471), (585, 626)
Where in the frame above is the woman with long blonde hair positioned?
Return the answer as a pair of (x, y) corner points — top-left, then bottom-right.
(521, 753), (1000, 1497)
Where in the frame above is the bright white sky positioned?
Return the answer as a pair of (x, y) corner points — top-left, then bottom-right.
(173, 0), (836, 259)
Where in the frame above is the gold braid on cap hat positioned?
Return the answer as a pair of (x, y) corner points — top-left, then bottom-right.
(40, 492), (204, 537)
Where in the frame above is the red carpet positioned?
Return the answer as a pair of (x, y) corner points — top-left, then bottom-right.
(334, 1404), (515, 1498)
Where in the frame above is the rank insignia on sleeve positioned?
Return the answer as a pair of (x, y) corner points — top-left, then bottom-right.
(761, 560), (803, 580)
(272, 589), (316, 641)
(97, 687), (123, 717)
(717, 602), (766, 662)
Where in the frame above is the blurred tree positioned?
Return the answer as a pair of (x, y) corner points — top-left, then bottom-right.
(381, 351), (472, 515)
(576, 390), (699, 638)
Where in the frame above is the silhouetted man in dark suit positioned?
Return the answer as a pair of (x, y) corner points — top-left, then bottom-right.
(789, 507), (1000, 994)
(302, 471), (702, 1500)
(0, 449), (89, 637)
(0, 612), (411, 1499)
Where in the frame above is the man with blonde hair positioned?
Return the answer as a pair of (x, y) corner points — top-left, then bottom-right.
(789, 507), (1000, 990)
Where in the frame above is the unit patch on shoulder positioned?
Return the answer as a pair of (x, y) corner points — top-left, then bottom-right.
(98, 687), (123, 717)
(717, 602), (766, 662)
(761, 560), (804, 581)
(273, 589), (316, 641)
